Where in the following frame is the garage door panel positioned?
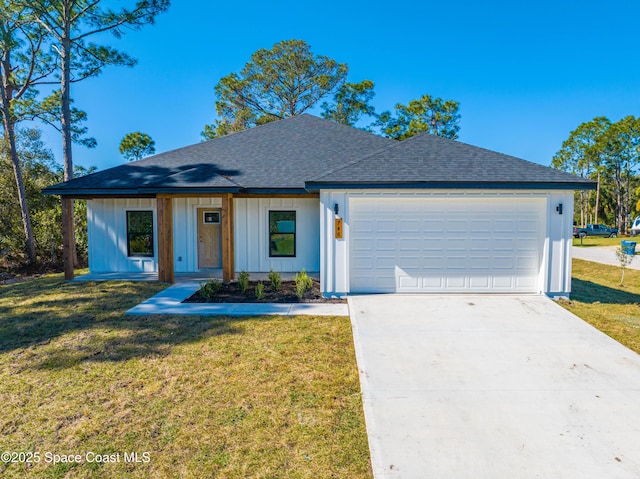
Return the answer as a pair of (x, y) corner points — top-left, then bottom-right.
(375, 256), (397, 269)
(446, 238), (468, 250)
(470, 220), (491, 232)
(349, 197), (543, 293)
(446, 220), (467, 233)
(493, 256), (514, 269)
(424, 219), (445, 231)
(422, 276), (443, 288)
(398, 276), (420, 288)
(445, 276), (466, 288)
(445, 256), (468, 268)
(352, 238), (373, 250)
(493, 276), (514, 288)
(423, 256), (445, 268)
(468, 257), (491, 269)
(399, 220), (421, 232)
(469, 275), (491, 288)
(516, 276), (537, 288)
(374, 238), (396, 250)
(399, 238), (421, 250)
(493, 238), (516, 250)
(494, 219), (516, 232)
(351, 256), (373, 269)
(375, 220), (397, 232)
(397, 258), (421, 269)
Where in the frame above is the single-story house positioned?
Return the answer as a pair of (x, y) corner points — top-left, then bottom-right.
(44, 114), (595, 297)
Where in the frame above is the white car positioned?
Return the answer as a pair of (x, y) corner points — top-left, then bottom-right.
(631, 217), (640, 236)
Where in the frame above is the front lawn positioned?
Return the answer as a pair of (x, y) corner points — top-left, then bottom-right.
(0, 275), (371, 478)
(559, 259), (640, 354)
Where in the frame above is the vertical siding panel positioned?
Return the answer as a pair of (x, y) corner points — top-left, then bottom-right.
(173, 198), (184, 272)
(87, 200), (95, 272)
(186, 198), (196, 271)
(257, 199), (266, 271)
(234, 198), (248, 271)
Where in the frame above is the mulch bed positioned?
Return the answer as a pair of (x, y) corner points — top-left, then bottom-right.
(184, 279), (346, 304)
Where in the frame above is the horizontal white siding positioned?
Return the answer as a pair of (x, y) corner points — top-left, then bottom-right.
(234, 197), (320, 273)
(87, 198), (157, 273)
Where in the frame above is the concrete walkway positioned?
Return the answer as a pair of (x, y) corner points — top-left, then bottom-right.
(126, 280), (349, 316)
(349, 294), (640, 478)
(573, 245), (640, 269)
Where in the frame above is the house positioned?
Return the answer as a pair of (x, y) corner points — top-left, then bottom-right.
(44, 114), (595, 297)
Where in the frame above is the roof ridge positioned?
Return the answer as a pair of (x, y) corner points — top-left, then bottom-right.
(307, 132), (457, 183)
(417, 133), (548, 167)
(307, 136), (398, 182)
(130, 114), (313, 165)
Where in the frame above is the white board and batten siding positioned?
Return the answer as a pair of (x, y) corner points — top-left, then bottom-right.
(88, 197), (320, 275)
(87, 198), (158, 273)
(234, 197), (320, 273)
(320, 190), (574, 297)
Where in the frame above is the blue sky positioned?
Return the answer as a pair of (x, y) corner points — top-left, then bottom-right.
(46, 0), (640, 172)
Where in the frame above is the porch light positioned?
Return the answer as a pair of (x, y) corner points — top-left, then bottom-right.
(334, 203), (339, 215)
(556, 203), (563, 215)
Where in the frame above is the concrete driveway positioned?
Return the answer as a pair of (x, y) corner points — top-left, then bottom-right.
(348, 295), (640, 478)
(573, 245), (640, 269)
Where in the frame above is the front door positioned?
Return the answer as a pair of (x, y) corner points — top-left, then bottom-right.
(197, 208), (222, 268)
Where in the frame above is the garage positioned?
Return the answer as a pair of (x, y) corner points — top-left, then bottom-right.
(349, 196), (545, 293)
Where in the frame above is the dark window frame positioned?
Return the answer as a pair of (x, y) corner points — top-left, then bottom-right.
(269, 210), (296, 258)
(126, 210), (154, 257)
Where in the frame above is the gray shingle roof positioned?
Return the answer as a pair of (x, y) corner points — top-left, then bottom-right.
(44, 114), (594, 196)
(44, 114), (394, 195)
(306, 132), (595, 190)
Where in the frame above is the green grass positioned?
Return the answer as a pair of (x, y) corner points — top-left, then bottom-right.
(558, 259), (640, 354)
(0, 274), (371, 478)
(572, 236), (634, 247)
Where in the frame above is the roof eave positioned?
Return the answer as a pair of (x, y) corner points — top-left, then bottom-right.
(41, 186), (315, 198)
(304, 181), (597, 192)
(41, 186), (242, 197)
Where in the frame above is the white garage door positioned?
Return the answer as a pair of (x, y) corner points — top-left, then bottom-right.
(349, 197), (545, 293)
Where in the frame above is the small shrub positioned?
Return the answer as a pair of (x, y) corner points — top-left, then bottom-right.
(615, 246), (635, 285)
(255, 281), (265, 300)
(268, 268), (282, 292)
(199, 278), (222, 299)
(294, 269), (313, 299)
(238, 270), (250, 293)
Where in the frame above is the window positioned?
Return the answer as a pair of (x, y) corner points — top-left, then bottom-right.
(269, 211), (296, 257)
(203, 211), (220, 224)
(126, 211), (154, 257)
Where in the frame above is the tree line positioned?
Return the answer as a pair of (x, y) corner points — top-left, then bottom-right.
(1, 1), (169, 268)
(2, 31), (463, 268)
(5, 24), (633, 269)
(201, 39), (462, 141)
(551, 116), (640, 233)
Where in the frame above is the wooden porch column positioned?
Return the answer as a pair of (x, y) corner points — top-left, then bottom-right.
(221, 193), (235, 282)
(156, 196), (174, 283)
(61, 196), (74, 280)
